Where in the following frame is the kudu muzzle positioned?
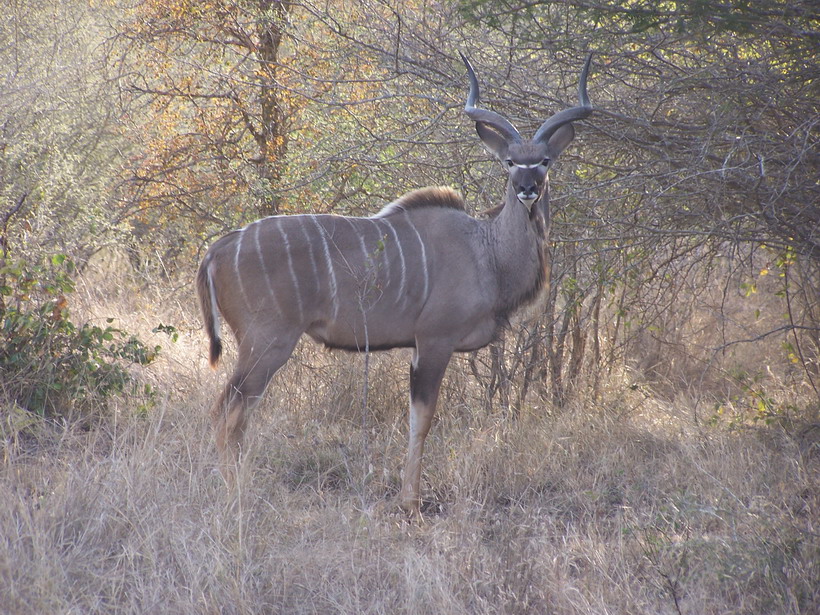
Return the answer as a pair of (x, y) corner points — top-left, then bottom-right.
(511, 164), (548, 209)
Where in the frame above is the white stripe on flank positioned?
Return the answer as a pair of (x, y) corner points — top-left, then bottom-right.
(381, 218), (406, 306)
(344, 217), (370, 271)
(276, 222), (303, 314)
(371, 220), (391, 281)
(406, 215), (429, 302)
(310, 217), (340, 319)
(207, 260), (221, 342)
(253, 221), (281, 313)
(234, 227), (250, 308)
(298, 216), (320, 292)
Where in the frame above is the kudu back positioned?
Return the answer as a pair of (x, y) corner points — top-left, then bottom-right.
(197, 53), (593, 514)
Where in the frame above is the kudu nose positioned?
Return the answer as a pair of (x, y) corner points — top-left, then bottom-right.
(517, 184), (539, 206)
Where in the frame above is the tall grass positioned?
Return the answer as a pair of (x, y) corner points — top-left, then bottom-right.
(1, 278), (817, 614)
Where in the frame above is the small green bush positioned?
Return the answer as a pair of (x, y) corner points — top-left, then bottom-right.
(0, 253), (159, 420)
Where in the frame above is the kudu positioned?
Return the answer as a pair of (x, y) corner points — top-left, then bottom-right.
(197, 53), (593, 514)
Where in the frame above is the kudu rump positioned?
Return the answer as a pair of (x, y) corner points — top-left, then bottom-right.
(197, 53), (593, 514)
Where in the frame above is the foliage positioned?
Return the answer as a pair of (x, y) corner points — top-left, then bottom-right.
(112, 0), (299, 257)
(0, 253), (158, 419)
(451, 0), (819, 409)
(109, 0), (464, 265)
(456, 0), (818, 256)
(0, 1), (130, 263)
(1, 0), (816, 418)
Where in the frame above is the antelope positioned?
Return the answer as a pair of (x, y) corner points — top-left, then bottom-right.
(197, 53), (593, 514)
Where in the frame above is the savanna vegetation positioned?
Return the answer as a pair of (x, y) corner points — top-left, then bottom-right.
(2, 1), (818, 613)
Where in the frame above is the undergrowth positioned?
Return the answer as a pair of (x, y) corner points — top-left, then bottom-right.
(0, 253), (159, 422)
(0, 273), (817, 614)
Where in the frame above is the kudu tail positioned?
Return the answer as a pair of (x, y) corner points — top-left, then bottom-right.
(196, 257), (223, 368)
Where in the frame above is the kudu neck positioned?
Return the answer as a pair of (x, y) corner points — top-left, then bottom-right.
(493, 181), (549, 240)
(491, 187), (549, 284)
(486, 185), (549, 316)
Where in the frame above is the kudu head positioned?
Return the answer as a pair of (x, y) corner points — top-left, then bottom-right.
(460, 52), (593, 222)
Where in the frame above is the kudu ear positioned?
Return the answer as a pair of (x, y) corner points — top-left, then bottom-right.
(546, 123), (576, 159)
(476, 122), (510, 160)
(461, 51), (520, 161)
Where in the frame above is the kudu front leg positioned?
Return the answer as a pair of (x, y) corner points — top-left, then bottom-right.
(400, 346), (452, 515)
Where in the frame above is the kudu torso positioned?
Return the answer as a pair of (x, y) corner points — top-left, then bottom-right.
(197, 53), (592, 515)
(200, 186), (538, 356)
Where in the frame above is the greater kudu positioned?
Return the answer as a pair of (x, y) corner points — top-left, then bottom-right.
(197, 53), (593, 514)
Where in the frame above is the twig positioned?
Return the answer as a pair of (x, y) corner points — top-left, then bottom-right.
(1, 192), (28, 256)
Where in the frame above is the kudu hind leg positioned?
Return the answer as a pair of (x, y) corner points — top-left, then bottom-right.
(211, 338), (298, 470)
(400, 346), (452, 514)
(211, 376), (255, 465)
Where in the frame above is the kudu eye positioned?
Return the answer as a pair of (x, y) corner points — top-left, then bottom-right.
(504, 159), (515, 169)
(541, 157), (550, 166)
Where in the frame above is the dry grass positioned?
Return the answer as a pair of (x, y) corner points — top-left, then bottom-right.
(1, 279), (818, 614)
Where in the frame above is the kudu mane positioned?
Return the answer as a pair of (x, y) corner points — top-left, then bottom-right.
(377, 186), (465, 216)
(197, 52), (593, 515)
